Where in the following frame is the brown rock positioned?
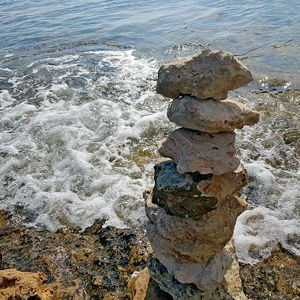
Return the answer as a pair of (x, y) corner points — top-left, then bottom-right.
(158, 128), (240, 175)
(167, 96), (259, 133)
(156, 49), (253, 100)
(197, 164), (248, 201)
(126, 268), (150, 300)
(223, 241), (248, 300)
(239, 246), (300, 300)
(145, 189), (247, 264)
(0, 269), (54, 300)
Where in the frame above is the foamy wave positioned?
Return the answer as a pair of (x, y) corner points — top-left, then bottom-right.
(0, 49), (169, 231)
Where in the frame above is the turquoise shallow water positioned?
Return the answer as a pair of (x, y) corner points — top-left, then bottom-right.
(0, 0), (299, 264)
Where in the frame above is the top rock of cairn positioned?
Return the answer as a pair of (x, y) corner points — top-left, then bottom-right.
(156, 49), (253, 100)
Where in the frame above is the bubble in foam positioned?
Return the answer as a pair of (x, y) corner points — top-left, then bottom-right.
(0, 49), (169, 232)
(234, 206), (300, 265)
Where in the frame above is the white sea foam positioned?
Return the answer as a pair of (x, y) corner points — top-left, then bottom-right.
(0, 49), (169, 231)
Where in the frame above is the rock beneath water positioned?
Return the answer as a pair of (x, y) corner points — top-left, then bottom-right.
(167, 96), (259, 133)
(153, 160), (218, 219)
(158, 128), (240, 175)
(148, 258), (234, 300)
(156, 49), (253, 100)
(145, 189), (247, 264)
(0, 269), (54, 300)
(197, 164), (248, 201)
(152, 249), (232, 292)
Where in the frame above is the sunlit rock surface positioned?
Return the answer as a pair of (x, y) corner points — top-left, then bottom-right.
(167, 96), (259, 133)
(158, 128), (240, 175)
(145, 189), (247, 264)
(0, 269), (54, 300)
(156, 49), (253, 100)
(0, 210), (298, 299)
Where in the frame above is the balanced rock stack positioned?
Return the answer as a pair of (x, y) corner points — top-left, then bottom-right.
(144, 49), (259, 296)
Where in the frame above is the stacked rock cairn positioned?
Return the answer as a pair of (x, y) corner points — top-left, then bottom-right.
(144, 49), (260, 297)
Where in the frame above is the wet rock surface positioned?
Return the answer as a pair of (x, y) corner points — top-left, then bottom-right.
(239, 246), (300, 300)
(156, 49), (253, 100)
(0, 210), (298, 299)
(0, 210), (150, 299)
(152, 161), (218, 219)
(167, 96), (259, 133)
(158, 128), (240, 175)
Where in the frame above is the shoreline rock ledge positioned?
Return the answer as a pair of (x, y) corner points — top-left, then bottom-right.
(145, 49), (259, 299)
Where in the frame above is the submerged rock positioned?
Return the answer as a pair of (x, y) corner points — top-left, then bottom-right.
(158, 128), (240, 175)
(145, 189), (247, 264)
(156, 49), (253, 100)
(167, 96), (259, 133)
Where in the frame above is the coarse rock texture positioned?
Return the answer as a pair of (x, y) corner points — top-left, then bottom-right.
(239, 246), (300, 300)
(197, 164), (248, 201)
(167, 96), (259, 133)
(126, 268), (150, 300)
(152, 160), (217, 219)
(148, 258), (234, 300)
(156, 49), (253, 100)
(0, 210), (151, 299)
(158, 128), (240, 175)
(151, 248), (232, 292)
(0, 269), (54, 300)
(145, 189), (247, 264)
(223, 241), (248, 300)
(0, 210), (298, 299)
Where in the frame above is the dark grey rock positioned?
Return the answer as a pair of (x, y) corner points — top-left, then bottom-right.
(152, 161), (218, 219)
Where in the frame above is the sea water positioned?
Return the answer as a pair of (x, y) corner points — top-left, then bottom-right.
(0, 0), (299, 264)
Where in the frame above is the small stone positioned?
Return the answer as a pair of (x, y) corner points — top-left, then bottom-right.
(153, 161), (218, 219)
(167, 96), (259, 133)
(145, 189), (247, 264)
(156, 49), (253, 100)
(158, 128), (240, 175)
(126, 268), (150, 300)
(197, 164), (248, 201)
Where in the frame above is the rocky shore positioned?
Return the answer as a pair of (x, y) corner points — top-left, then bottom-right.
(0, 49), (299, 300)
(0, 210), (299, 299)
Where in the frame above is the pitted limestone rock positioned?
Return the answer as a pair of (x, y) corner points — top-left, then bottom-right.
(158, 128), (240, 175)
(167, 96), (259, 133)
(145, 189), (247, 264)
(197, 164), (248, 201)
(156, 49), (253, 100)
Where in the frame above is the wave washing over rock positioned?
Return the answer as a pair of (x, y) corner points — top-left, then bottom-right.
(0, 46), (299, 268)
